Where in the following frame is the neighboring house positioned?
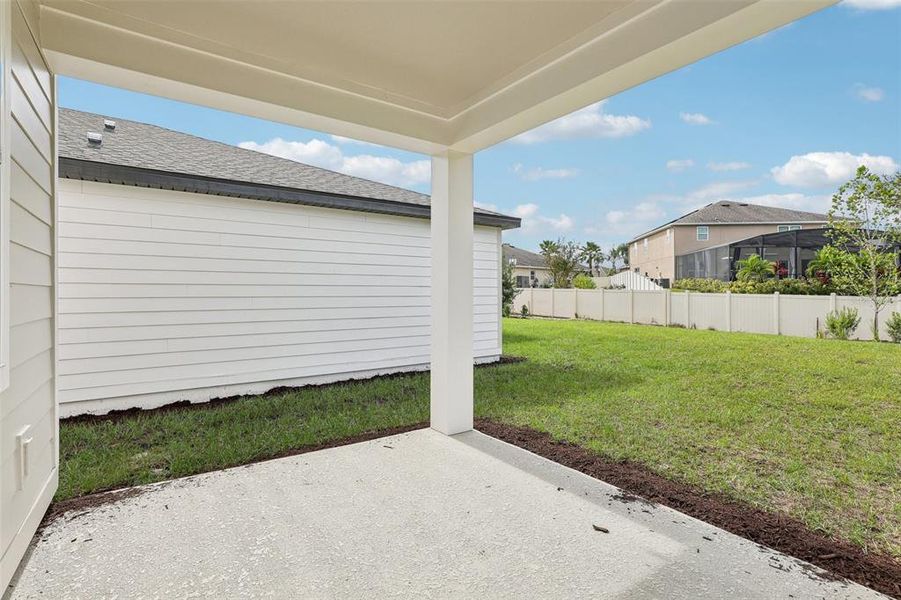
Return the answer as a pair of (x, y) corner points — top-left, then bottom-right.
(627, 201), (829, 283)
(55, 109), (519, 416)
(503, 244), (551, 287)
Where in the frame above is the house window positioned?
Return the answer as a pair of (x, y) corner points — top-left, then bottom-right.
(515, 275), (530, 288)
(696, 226), (709, 241)
(777, 224), (801, 232)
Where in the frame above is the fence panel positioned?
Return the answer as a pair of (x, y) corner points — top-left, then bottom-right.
(512, 288), (901, 342)
(779, 295), (829, 338)
(603, 290), (632, 322)
(731, 294), (776, 334)
(554, 289), (577, 319)
(633, 290), (664, 324)
(689, 293), (729, 331)
(576, 289), (604, 320)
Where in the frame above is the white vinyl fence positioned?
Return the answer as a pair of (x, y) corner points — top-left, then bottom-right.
(513, 288), (901, 341)
(607, 270), (661, 290)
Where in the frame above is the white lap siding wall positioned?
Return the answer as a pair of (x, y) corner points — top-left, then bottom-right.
(56, 179), (502, 416)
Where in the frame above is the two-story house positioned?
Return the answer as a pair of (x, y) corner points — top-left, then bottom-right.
(628, 201), (829, 283)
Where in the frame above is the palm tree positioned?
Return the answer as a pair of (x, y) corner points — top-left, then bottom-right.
(735, 254), (775, 282)
(608, 243), (629, 271)
(580, 242), (603, 276)
(538, 239), (559, 260)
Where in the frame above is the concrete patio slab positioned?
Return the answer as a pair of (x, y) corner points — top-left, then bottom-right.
(7, 429), (886, 599)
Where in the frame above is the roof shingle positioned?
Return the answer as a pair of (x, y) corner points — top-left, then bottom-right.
(58, 108), (518, 228)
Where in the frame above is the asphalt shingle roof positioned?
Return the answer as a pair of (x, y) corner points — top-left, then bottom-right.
(502, 244), (548, 268)
(58, 108), (517, 227)
(629, 201), (828, 242)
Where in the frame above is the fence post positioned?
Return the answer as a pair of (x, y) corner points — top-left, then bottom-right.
(600, 287), (605, 321)
(629, 289), (635, 324)
(551, 287), (556, 318)
(773, 292), (780, 335)
(725, 291), (732, 332)
(829, 292), (837, 314)
(574, 289), (579, 319)
(685, 291), (691, 328)
(664, 289), (671, 326)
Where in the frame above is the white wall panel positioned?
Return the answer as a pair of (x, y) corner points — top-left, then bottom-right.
(57, 179), (502, 414)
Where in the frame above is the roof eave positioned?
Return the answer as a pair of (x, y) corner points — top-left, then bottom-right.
(59, 157), (521, 230)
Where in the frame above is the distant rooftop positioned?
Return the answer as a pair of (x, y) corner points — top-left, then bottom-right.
(629, 201), (828, 242)
(502, 244), (548, 269)
(57, 108), (520, 229)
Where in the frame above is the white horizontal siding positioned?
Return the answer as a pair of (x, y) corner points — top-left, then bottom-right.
(57, 179), (501, 412)
(1, 2), (57, 586)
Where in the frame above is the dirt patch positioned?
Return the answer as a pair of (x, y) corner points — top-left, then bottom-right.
(476, 418), (901, 599)
(62, 356), (526, 426)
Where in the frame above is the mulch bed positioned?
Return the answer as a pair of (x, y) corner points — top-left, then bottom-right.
(476, 418), (901, 599)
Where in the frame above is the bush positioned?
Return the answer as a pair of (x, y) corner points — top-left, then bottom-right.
(674, 278), (835, 296)
(887, 312), (901, 343)
(572, 274), (597, 289)
(672, 278), (730, 293)
(520, 304), (529, 318)
(825, 307), (861, 340)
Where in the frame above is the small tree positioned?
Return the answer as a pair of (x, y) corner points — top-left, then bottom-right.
(607, 243), (629, 271)
(735, 254), (775, 282)
(580, 242), (604, 276)
(541, 238), (582, 288)
(501, 259), (517, 317)
(827, 166), (901, 340)
(572, 273), (597, 289)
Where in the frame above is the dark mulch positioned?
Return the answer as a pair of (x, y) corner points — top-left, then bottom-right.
(62, 355), (526, 426)
(476, 418), (901, 599)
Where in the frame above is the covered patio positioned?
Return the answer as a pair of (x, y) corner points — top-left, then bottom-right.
(9, 428), (883, 599)
(1, 0), (867, 597)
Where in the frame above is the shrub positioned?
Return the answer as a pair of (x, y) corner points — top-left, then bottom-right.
(825, 307), (860, 340)
(735, 254), (775, 282)
(887, 312), (901, 343)
(572, 274), (597, 289)
(520, 304), (529, 318)
(672, 278), (729, 293)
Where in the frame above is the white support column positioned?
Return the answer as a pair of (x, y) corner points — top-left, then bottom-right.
(430, 151), (473, 435)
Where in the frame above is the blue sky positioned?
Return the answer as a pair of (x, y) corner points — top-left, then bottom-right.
(60, 1), (900, 253)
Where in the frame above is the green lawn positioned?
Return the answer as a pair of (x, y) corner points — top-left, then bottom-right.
(59, 318), (901, 558)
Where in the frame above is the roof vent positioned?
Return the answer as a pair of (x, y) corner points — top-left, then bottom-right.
(86, 132), (103, 145)
(103, 119), (116, 130)
(721, 203), (731, 207)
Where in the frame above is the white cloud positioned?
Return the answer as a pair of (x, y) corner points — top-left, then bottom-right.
(680, 112), (714, 126)
(513, 100), (650, 144)
(688, 180), (758, 201)
(666, 159), (694, 173)
(843, 0), (901, 9)
(771, 152), (899, 188)
(512, 163), (579, 181)
(852, 84), (885, 102)
(238, 137), (430, 188)
(513, 203), (574, 233)
(707, 161), (752, 172)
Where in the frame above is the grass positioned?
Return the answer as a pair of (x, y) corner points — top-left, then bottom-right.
(59, 318), (901, 558)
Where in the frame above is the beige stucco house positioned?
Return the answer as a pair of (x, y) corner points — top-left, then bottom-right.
(503, 244), (552, 287)
(627, 201), (829, 283)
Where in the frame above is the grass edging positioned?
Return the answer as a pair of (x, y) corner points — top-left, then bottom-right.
(476, 418), (901, 599)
